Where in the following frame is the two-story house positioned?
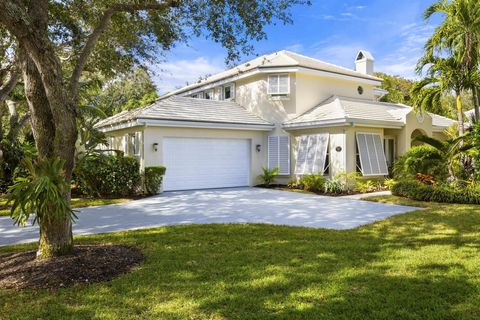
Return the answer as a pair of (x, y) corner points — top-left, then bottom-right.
(96, 50), (454, 191)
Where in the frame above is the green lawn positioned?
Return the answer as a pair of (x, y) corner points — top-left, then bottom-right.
(1, 196), (480, 319)
(0, 197), (131, 217)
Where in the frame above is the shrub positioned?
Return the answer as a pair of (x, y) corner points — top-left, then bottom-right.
(144, 166), (166, 195)
(354, 180), (377, 193)
(393, 145), (447, 180)
(391, 180), (480, 204)
(415, 173), (436, 186)
(298, 174), (326, 193)
(335, 172), (360, 192)
(324, 179), (343, 194)
(74, 154), (141, 197)
(383, 178), (396, 190)
(258, 167), (279, 187)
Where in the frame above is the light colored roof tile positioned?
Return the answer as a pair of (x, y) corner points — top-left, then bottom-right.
(95, 96), (272, 128)
(428, 112), (456, 128)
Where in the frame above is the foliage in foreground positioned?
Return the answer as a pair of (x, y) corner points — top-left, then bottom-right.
(1, 197), (480, 319)
(7, 158), (76, 226)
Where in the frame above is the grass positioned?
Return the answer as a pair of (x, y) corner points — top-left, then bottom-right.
(0, 197), (131, 217)
(2, 196), (480, 319)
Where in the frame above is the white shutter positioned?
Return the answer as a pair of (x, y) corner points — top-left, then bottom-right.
(295, 135), (309, 174)
(278, 75), (289, 94)
(278, 136), (290, 175)
(268, 75), (279, 94)
(268, 136), (279, 170)
(268, 136), (290, 175)
(356, 133), (389, 176)
(295, 134), (329, 175)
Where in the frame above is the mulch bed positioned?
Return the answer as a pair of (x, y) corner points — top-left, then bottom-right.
(0, 245), (144, 291)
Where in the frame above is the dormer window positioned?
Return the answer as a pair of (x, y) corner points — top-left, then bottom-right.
(268, 74), (290, 96)
(223, 83), (235, 100)
(191, 92), (203, 99)
(204, 90), (214, 100)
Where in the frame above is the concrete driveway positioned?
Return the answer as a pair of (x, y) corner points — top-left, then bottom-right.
(0, 188), (419, 246)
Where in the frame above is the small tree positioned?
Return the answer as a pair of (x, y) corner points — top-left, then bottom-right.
(258, 167), (279, 187)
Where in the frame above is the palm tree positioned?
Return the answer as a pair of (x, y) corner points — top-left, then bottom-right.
(424, 0), (480, 120)
(413, 56), (470, 136)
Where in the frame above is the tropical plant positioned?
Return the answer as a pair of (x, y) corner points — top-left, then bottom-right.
(383, 178), (396, 190)
(258, 167), (279, 187)
(298, 174), (326, 193)
(413, 134), (473, 181)
(393, 145), (447, 180)
(7, 158), (76, 258)
(324, 179), (344, 195)
(424, 0), (480, 120)
(335, 172), (360, 192)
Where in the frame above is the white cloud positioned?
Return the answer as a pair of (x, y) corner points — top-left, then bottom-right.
(285, 43), (305, 53)
(151, 57), (225, 94)
(376, 23), (435, 78)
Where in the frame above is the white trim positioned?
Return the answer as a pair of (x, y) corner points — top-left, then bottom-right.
(283, 118), (404, 130)
(137, 119), (274, 131)
(169, 65), (382, 98)
(223, 83), (235, 101)
(267, 74), (290, 95)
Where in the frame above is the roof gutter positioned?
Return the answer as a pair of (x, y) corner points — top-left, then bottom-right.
(283, 118), (404, 130)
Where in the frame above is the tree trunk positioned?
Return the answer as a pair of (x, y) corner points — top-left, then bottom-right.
(473, 87), (480, 122)
(21, 48), (74, 258)
(456, 93), (465, 136)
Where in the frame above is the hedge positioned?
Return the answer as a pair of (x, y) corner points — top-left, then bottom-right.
(144, 166), (166, 195)
(392, 180), (480, 204)
(74, 155), (141, 197)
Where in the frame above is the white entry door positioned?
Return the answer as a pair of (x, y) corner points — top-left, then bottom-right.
(162, 138), (250, 191)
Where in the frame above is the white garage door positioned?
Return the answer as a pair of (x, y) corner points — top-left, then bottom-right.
(163, 138), (251, 191)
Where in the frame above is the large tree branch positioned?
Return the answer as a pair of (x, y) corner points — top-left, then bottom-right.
(0, 71), (19, 105)
(69, 1), (180, 102)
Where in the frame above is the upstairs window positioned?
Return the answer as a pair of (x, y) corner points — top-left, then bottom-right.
(268, 74), (290, 95)
(191, 92), (203, 99)
(204, 90), (214, 100)
(223, 83), (235, 100)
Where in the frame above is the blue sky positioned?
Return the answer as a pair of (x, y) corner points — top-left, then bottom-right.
(152, 0), (441, 94)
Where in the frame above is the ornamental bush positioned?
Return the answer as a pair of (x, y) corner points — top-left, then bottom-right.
(74, 154), (141, 197)
(393, 145), (447, 181)
(298, 174), (326, 193)
(391, 180), (480, 204)
(144, 166), (166, 195)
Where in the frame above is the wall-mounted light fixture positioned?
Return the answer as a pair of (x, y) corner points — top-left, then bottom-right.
(153, 143), (159, 152)
(256, 144), (261, 153)
(336, 146), (342, 152)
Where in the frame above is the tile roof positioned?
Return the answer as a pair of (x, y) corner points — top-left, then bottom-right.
(283, 96), (410, 128)
(95, 96), (273, 129)
(428, 112), (456, 129)
(164, 50), (382, 97)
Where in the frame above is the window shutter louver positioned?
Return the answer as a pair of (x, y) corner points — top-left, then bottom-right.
(356, 133), (389, 176)
(268, 75), (279, 94)
(295, 134), (329, 175)
(268, 136), (290, 175)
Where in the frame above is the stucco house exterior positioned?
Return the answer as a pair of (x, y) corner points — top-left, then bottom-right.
(96, 50), (455, 191)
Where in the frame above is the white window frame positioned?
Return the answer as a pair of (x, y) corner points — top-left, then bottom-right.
(191, 92), (204, 99)
(204, 89), (214, 100)
(268, 135), (290, 175)
(223, 83), (235, 100)
(356, 132), (389, 177)
(133, 132), (141, 158)
(267, 74), (290, 95)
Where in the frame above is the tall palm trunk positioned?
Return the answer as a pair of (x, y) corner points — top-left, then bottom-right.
(473, 87), (480, 122)
(456, 92), (465, 136)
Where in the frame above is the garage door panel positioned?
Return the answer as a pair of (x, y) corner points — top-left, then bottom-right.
(163, 138), (250, 191)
